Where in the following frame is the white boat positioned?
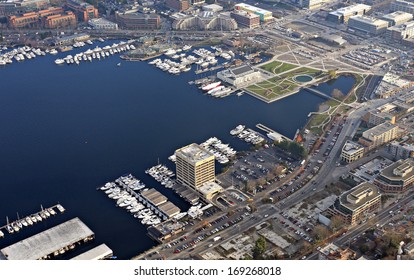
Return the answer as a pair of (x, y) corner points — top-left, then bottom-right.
(182, 45), (192, 51)
(208, 85), (225, 95)
(6, 216), (13, 234)
(211, 87), (232, 98)
(201, 81), (221, 91)
(0, 229), (4, 238)
(230, 125), (245, 136)
(57, 204), (65, 213)
(54, 59), (65, 65)
(25, 216), (33, 226)
(164, 48), (176, 56)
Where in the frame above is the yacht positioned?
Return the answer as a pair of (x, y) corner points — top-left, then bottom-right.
(0, 229), (4, 238)
(54, 59), (65, 65)
(48, 208), (56, 215)
(230, 125), (245, 136)
(182, 45), (192, 51)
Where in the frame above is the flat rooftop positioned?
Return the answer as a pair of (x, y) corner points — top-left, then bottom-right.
(0, 217), (94, 260)
(349, 15), (388, 26)
(382, 11), (413, 20)
(388, 20), (414, 31)
(235, 3), (272, 15)
(329, 4), (371, 17)
(341, 182), (381, 211)
(175, 143), (214, 165)
(198, 181), (223, 195)
(342, 140), (364, 154)
(71, 244), (113, 260)
(141, 188), (168, 206)
(379, 158), (414, 180)
(363, 122), (397, 138)
(158, 201), (181, 218)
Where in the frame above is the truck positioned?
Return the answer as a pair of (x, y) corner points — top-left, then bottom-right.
(213, 236), (222, 242)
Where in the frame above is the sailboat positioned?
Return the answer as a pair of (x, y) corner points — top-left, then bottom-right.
(117, 62), (121, 67)
(6, 216), (14, 234)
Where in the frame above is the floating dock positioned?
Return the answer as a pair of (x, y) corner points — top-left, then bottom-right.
(256, 123), (292, 141)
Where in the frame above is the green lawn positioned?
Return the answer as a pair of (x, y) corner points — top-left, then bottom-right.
(260, 60), (298, 74)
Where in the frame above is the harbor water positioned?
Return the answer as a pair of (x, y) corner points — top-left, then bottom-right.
(0, 42), (355, 259)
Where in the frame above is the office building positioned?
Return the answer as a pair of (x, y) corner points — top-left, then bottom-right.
(374, 158), (414, 193)
(388, 141), (414, 160)
(327, 182), (381, 226)
(115, 12), (160, 29)
(88, 17), (118, 30)
(358, 122), (399, 149)
(327, 4), (371, 24)
(230, 9), (260, 29)
(8, 7), (65, 28)
(348, 15), (389, 35)
(175, 143), (215, 189)
(364, 104), (397, 126)
(302, 0), (324, 10)
(341, 141), (365, 163)
(390, 0), (414, 16)
(165, 0), (190, 12)
(66, 0), (98, 22)
(44, 11), (77, 29)
(381, 11), (413, 27)
(234, 3), (272, 22)
(387, 20), (414, 41)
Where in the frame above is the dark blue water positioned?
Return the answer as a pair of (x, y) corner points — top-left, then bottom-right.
(0, 42), (355, 259)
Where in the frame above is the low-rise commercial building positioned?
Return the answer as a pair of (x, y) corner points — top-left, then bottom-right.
(66, 0), (98, 22)
(165, 0), (189, 12)
(88, 17), (118, 30)
(388, 141), (414, 160)
(364, 104), (397, 126)
(198, 181), (223, 200)
(391, 0), (414, 16)
(8, 7), (74, 28)
(348, 15), (388, 35)
(374, 158), (414, 193)
(115, 12), (160, 29)
(217, 64), (261, 88)
(230, 9), (260, 29)
(302, 0), (324, 10)
(381, 11), (413, 27)
(387, 20), (414, 41)
(234, 3), (272, 22)
(341, 140), (365, 163)
(327, 182), (381, 226)
(358, 122), (399, 149)
(327, 4), (371, 24)
(202, 4), (223, 12)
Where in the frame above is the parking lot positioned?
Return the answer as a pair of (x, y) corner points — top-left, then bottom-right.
(217, 145), (301, 194)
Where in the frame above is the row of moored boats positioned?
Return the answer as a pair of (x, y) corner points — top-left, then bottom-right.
(2, 204), (64, 236)
(231, 125), (265, 145)
(0, 46), (47, 66)
(100, 174), (162, 226)
(200, 137), (237, 164)
(54, 41), (136, 65)
(148, 45), (234, 76)
(145, 164), (175, 188)
(199, 80), (233, 98)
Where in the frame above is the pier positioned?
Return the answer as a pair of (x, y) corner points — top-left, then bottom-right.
(0, 217), (94, 260)
(256, 123), (292, 141)
(0, 203), (65, 237)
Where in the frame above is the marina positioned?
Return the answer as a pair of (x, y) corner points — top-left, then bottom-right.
(0, 45), (48, 66)
(0, 204), (65, 237)
(230, 124), (266, 145)
(0, 43), (352, 258)
(99, 174), (181, 225)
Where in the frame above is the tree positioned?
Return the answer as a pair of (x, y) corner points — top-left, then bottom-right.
(252, 236), (267, 260)
(312, 225), (332, 241)
(328, 69), (337, 79)
(330, 215), (345, 232)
